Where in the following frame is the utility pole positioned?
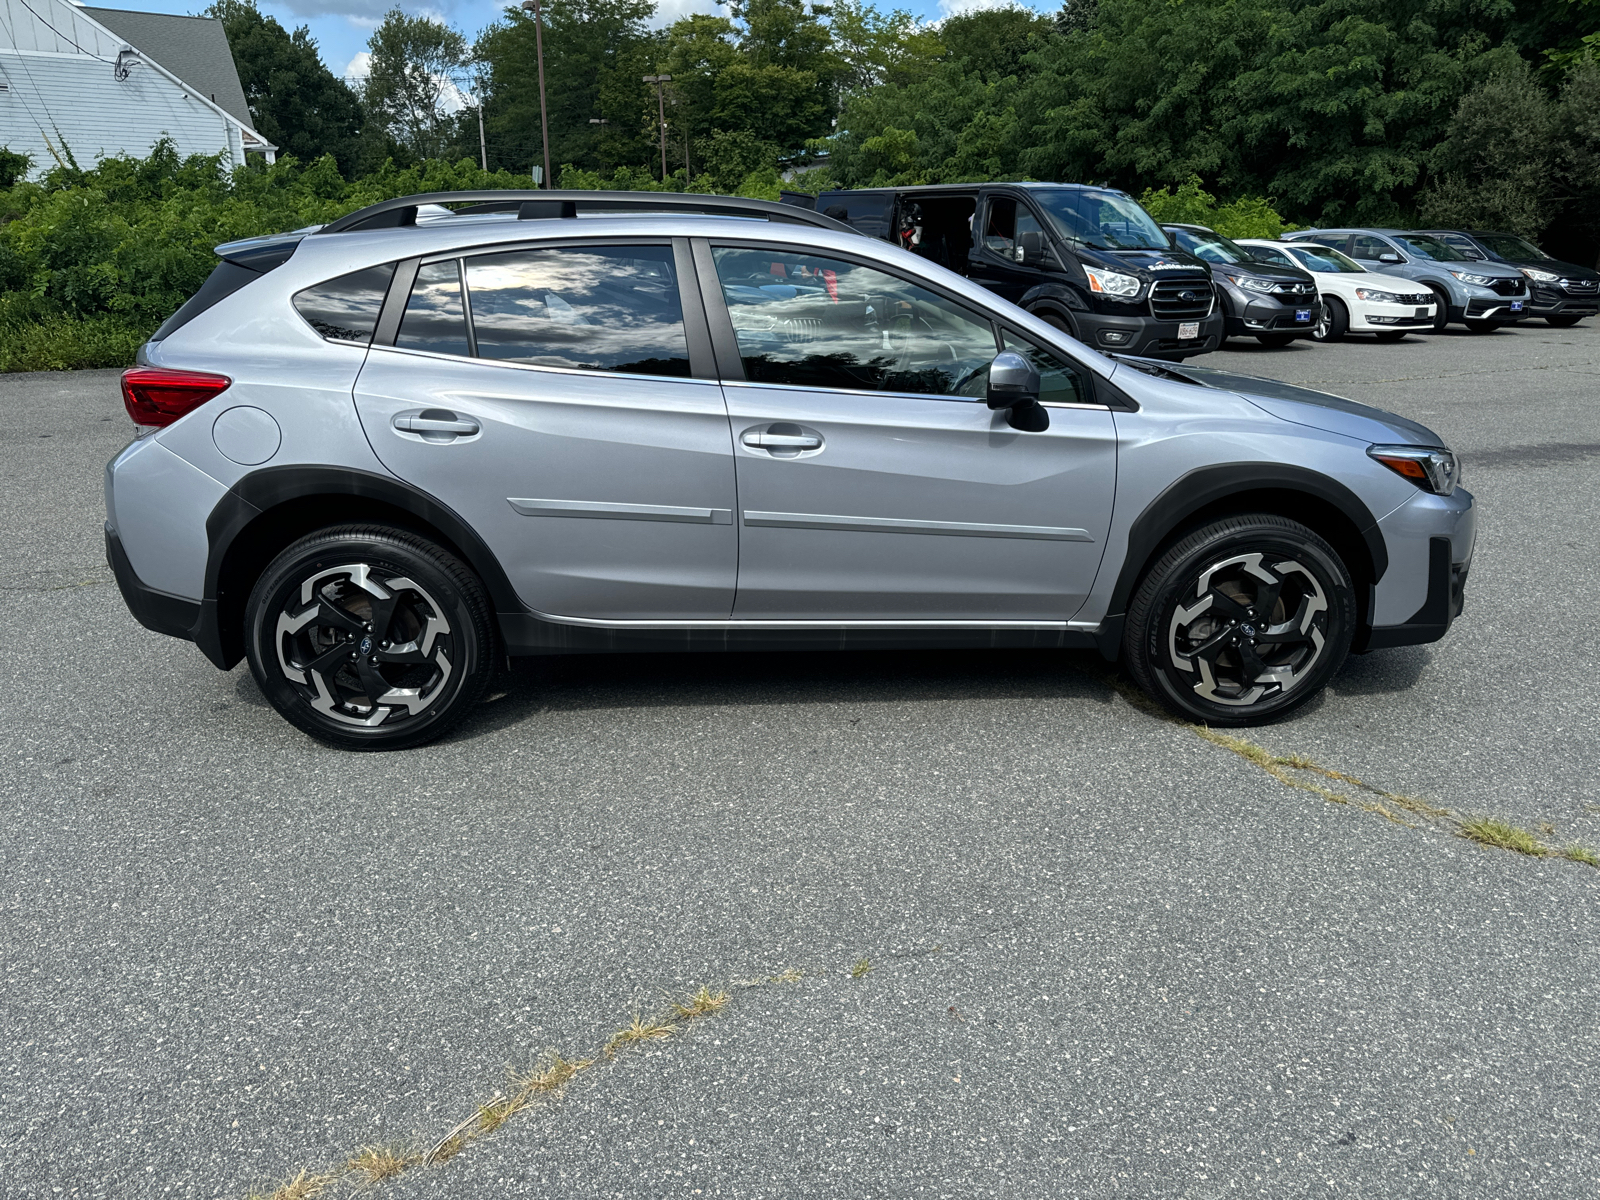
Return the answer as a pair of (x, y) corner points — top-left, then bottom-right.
(642, 74), (672, 182)
(477, 105), (487, 171)
(589, 117), (609, 172)
(520, 0), (553, 189)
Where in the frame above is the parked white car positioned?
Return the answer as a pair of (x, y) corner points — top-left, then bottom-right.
(1236, 240), (1437, 342)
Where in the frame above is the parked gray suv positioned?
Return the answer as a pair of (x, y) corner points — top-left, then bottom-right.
(1282, 228), (1528, 332)
(106, 190), (1476, 749)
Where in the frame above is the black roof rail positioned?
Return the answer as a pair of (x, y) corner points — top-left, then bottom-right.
(316, 190), (860, 236)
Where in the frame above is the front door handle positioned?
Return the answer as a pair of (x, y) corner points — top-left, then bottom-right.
(743, 431), (822, 450)
(393, 409), (480, 442)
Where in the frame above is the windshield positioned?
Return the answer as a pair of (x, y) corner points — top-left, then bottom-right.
(1477, 233), (1549, 261)
(1166, 227), (1252, 265)
(1390, 234), (1468, 262)
(1034, 188), (1170, 251)
(1286, 245), (1365, 273)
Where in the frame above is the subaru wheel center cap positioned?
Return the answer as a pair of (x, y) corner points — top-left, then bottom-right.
(360, 635), (373, 655)
(1239, 624), (1257, 638)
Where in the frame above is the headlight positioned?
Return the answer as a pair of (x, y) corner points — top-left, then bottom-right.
(1354, 287), (1402, 303)
(1084, 266), (1142, 298)
(1220, 273), (1275, 292)
(1368, 445), (1460, 496)
(1449, 269), (1496, 286)
(1520, 267), (1561, 283)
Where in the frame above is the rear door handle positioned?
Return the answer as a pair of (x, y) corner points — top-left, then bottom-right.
(393, 409), (480, 440)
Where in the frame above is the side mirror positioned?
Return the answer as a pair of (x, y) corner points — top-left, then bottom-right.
(987, 351), (1049, 431)
(1378, 252), (1402, 264)
(1018, 230), (1047, 265)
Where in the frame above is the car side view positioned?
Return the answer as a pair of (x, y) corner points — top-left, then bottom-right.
(1236, 240), (1437, 342)
(106, 190), (1476, 750)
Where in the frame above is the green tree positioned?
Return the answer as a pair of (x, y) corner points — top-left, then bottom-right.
(1554, 55), (1600, 266)
(363, 9), (470, 161)
(205, 0), (365, 175)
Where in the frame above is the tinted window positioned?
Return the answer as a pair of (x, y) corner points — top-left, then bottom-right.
(1349, 235), (1393, 261)
(293, 262), (396, 344)
(1001, 332), (1090, 405)
(983, 198), (1044, 262)
(464, 244), (689, 376)
(712, 247), (998, 397)
(818, 193), (890, 239)
(397, 261), (470, 357)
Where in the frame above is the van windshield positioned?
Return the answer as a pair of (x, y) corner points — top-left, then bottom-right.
(1034, 189), (1170, 251)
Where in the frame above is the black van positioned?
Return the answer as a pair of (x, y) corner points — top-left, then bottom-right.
(809, 182), (1223, 359)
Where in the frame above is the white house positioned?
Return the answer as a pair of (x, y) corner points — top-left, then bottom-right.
(0, 0), (274, 178)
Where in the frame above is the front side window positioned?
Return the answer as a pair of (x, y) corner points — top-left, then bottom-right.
(983, 198), (1044, 262)
(1001, 332), (1091, 406)
(463, 244), (690, 376)
(1389, 234), (1466, 262)
(396, 261), (470, 357)
(1349, 235), (1395, 261)
(711, 247), (999, 398)
(293, 262), (396, 344)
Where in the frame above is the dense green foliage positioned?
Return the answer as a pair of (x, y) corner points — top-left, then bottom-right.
(0, 146), (533, 372)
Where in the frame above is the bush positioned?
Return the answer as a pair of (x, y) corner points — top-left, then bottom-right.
(1139, 175), (1297, 240)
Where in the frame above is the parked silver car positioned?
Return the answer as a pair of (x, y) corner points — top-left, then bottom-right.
(106, 191), (1476, 749)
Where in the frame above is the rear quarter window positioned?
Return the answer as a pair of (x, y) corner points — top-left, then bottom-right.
(293, 263), (397, 344)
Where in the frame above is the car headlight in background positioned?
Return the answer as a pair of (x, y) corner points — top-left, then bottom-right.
(1519, 267), (1561, 283)
(1368, 445), (1460, 496)
(1221, 273), (1276, 292)
(1354, 287), (1403, 303)
(1448, 270), (1496, 286)
(1084, 266), (1143, 297)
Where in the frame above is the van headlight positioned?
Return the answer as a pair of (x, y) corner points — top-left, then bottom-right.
(1084, 267), (1142, 298)
(1368, 445), (1460, 495)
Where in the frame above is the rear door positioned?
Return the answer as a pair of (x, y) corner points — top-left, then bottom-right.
(699, 240), (1117, 622)
(353, 237), (738, 620)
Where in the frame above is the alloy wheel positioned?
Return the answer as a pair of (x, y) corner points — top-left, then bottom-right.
(273, 562), (455, 728)
(1165, 551), (1330, 707)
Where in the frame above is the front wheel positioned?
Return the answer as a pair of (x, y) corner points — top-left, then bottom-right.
(1123, 515), (1355, 726)
(245, 525), (498, 750)
(1310, 297), (1347, 342)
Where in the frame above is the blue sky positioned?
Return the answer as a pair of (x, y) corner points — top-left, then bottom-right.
(72, 0), (1037, 90)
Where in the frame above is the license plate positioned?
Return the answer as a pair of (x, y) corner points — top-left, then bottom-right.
(1178, 322), (1199, 340)
(1295, 309), (1311, 322)
(1415, 307), (1429, 318)
(1510, 301), (1523, 312)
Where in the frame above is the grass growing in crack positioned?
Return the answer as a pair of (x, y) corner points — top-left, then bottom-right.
(513, 1050), (591, 1094)
(247, 1170), (334, 1200)
(604, 1012), (678, 1057)
(851, 958), (873, 978)
(1562, 844), (1600, 868)
(473, 1093), (522, 1135)
(1459, 817), (1547, 856)
(671, 984), (731, 1019)
(346, 1145), (420, 1182)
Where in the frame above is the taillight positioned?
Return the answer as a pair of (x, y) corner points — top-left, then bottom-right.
(120, 367), (232, 428)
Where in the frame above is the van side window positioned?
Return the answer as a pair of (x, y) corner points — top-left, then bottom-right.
(983, 199), (1043, 263)
(1001, 332), (1091, 405)
(711, 247), (999, 398)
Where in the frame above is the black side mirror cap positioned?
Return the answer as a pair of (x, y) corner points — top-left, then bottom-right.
(1018, 230), (1047, 265)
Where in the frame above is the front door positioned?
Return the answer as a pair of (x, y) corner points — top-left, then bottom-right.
(702, 242), (1116, 622)
(353, 239), (738, 620)
(969, 194), (1049, 303)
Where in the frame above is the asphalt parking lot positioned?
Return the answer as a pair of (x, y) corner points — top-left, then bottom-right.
(2, 322), (1597, 1199)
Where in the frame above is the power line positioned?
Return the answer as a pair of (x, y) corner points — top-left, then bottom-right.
(12, 0), (117, 65)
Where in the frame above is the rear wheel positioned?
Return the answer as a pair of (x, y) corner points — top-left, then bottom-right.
(245, 525), (497, 751)
(1123, 515), (1355, 726)
(1255, 332), (1296, 348)
(1547, 314), (1583, 328)
(1311, 297), (1348, 342)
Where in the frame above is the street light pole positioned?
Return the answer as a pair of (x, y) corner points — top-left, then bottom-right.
(520, 0), (553, 188)
(642, 74), (672, 182)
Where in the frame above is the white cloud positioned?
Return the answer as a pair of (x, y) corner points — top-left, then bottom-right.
(343, 50), (371, 80)
(647, 0), (719, 28)
(935, 0), (1033, 17)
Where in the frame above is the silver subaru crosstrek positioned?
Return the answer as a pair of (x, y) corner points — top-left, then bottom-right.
(106, 190), (1476, 750)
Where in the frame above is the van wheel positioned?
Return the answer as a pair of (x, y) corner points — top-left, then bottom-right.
(1036, 312), (1079, 341)
(245, 525), (497, 751)
(1123, 514), (1355, 726)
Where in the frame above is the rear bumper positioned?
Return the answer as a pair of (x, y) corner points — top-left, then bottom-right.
(106, 523), (201, 643)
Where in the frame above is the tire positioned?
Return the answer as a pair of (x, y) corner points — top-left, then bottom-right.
(1427, 289), (1450, 333)
(1036, 312), (1079, 340)
(1255, 333), (1296, 348)
(1373, 330), (1407, 342)
(1546, 314), (1583, 328)
(1462, 318), (1498, 333)
(1122, 514), (1355, 726)
(245, 525), (498, 751)
(1310, 296), (1348, 342)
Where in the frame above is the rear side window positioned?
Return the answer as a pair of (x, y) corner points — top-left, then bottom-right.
(293, 263), (396, 344)
(463, 244), (690, 376)
(396, 261), (471, 357)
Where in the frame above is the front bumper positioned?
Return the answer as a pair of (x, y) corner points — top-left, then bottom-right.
(1524, 283), (1600, 318)
(1074, 310), (1224, 359)
(1453, 296), (1529, 322)
(1356, 488), (1476, 652)
(1224, 297), (1321, 338)
(1351, 300), (1435, 330)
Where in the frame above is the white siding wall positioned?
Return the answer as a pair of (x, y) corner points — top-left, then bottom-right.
(0, 0), (249, 176)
